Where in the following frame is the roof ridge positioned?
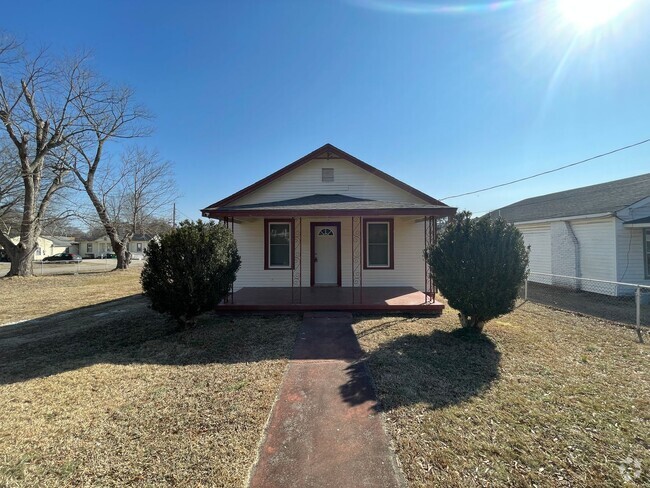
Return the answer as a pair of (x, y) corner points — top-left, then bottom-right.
(201, 143), (449, 213)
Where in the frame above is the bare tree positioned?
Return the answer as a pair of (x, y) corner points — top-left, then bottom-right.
(0, 40), (91, 276)
(75, 146), (176, 267)
(122, 146), (176, 236)
(67, 93), (151, 268)
(0, 144), (21, 225)
(0, 32), (151, 276)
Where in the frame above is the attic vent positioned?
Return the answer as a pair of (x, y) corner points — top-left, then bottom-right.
(322, 168), (334, 182)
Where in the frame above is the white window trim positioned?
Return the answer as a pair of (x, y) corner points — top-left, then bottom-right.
(365, 220), (391, 269)
(267, 221), (293, 269)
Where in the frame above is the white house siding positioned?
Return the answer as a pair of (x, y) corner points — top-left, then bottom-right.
(231, 158), (429, 206)
(232, 216), (426, 291)
(8, 236), (61, 260)
(517, 224), (552, 284)
(569, 218), (617, 295)
(518, 218), (618, 294)
(79, 238), (150, 257)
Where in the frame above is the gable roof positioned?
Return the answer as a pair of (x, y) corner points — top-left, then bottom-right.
(201, 143), (450, 214)
(490, 173), (650, 223)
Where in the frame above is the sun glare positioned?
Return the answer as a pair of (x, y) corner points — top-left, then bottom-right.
(557, 0), (636, 31)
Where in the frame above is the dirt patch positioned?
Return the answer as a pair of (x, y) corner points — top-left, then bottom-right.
(353, 303), (650, 487)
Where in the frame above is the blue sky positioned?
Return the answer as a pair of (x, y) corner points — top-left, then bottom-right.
(4, 0), (650, 219)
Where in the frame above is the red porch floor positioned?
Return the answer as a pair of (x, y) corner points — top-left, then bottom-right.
(217, 286), (444, 312)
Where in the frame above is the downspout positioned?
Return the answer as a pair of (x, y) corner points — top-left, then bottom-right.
(565, 221), (581, 289)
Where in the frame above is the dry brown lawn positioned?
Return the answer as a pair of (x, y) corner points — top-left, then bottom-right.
(0, 267), (144, 325)
(354, 303), (649, 487)
(0, 271), (300, 487)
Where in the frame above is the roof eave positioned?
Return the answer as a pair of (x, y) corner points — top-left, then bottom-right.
(203, 207), (457, 218)
(511, 212), (613, 225)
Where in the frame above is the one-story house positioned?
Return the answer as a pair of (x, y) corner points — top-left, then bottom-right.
(78, 234), (154, 259)
(1, 236), (75, 261)
(491, 173), (650, 295)
(201, 143), (456, 311)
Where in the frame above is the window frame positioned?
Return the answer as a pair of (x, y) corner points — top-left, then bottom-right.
(86, 243), (93, 253)
(363, 218), (394, 270)
(322, 167), (334, 182)
(264, 218), (294, 270)
(643, 229), (650, 280)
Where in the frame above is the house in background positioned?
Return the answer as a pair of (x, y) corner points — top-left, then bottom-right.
(201, 143), (456, 311)
(1, 236), (76, 260)
(491, 173), (650, 295)
(78, 234), (154, 259)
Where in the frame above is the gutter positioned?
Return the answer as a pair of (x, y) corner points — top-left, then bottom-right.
(514, 212), (613, 226)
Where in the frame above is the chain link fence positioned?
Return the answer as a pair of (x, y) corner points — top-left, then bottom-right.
(519, 272), (650, 329)
(0, 258), (145, 277)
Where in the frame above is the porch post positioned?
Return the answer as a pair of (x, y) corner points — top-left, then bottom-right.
(291, 217), (302, 304)
(432, 217), (437, 301)
(352, 216), (362, 304)
(231, 217), (235, 304)
(223, 217), (232, 304)
(424, 216), (428, 303)
(424, 216), (437, 304)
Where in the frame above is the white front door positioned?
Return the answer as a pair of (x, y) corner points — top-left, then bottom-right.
(314, 225), (338, 285)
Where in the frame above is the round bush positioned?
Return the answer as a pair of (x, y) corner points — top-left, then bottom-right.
(426, 212), (529, 331)
(141, 220), (241, 326)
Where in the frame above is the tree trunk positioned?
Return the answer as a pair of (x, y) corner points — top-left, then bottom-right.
(458, 312), (485, 332)
(3, 238), (35, 277)
(115, 246), (132, 270)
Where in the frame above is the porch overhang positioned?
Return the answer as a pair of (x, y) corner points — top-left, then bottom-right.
(201, 194), (457, 219)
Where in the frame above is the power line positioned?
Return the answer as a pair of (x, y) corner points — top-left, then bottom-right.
(441, 137), (650, 201)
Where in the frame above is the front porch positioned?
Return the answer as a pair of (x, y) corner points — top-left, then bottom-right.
(217, 286), (444, 312)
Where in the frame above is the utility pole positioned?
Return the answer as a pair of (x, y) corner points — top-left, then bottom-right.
(172, 202), (176, 228)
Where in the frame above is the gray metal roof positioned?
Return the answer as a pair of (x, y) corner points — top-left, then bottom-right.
(490, 173), (650, 223)
(219, 194), (448, 212)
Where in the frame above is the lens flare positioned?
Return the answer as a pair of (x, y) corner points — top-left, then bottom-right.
(557, 0), (636, 31)
(348, 0), (532, 15)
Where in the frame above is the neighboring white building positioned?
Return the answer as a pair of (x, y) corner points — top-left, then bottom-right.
(200, 143), (456, 311)
(78, 235), (154, 258)
(3, 236), (75, 260)
(491, 173), (650, 296)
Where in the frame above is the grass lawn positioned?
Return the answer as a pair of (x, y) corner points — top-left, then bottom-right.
(0, 271), (301, 487)
(0, 267), (145, 325)
(354, 304), (649, 487)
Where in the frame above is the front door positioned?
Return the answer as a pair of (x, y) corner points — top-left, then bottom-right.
(312, 223), (340, 286)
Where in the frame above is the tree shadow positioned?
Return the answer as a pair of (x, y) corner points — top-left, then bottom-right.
(0, 296), (300, 385)
(340, 327), (501, 412)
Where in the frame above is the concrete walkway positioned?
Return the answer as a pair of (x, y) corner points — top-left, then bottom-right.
(248, 312), (404, 488)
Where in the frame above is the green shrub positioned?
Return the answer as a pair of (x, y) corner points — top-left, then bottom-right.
(426, 211), (529, 331)
(141, 220), (241, 326)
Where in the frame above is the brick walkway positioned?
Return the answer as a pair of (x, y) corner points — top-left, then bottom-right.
(248, 312), (404, 488)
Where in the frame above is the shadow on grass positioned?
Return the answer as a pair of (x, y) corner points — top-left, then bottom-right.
(0, 296), (300, 385)
(340, 327), (501, 411)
